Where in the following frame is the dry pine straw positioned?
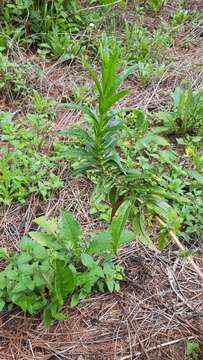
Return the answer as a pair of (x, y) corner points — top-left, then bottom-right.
(0, 2), (203, 359)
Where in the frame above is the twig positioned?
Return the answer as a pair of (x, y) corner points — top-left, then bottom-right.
(167, 267), (194, 310)
(120, 336), (195, 359)
(144, 67), (169, 112)
(77, 0), (123, 12)
(28, 340), (36, 360)
(157, 217), (203, 281)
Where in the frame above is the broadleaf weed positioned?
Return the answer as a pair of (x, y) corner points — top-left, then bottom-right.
(0, 208), (133, 326)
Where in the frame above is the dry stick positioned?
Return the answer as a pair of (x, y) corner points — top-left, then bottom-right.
(77, 0), (123, 12)
(144, 67), (169, 112)
(120, 336), (195, 360)
(157, 217), (203, 282)
(136, 197), (203, 281)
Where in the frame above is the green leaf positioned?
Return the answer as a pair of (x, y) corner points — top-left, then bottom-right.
(13, 279), (32, 293)
(81, 253), (97, 269)
(105, 151), (125, 173)
(29, 232), (60, 249)
(11, 294), (29, 312)
(43, 308), (53, 328)
(88, 228), (134, 256)
(119, 230), (135, 245)
(59, 208), (82, 247)
(54, 260), (75, 305)
(0, 273), (6, 289)
(33, 216), (58, 237)
(158, 227), (169, 251)
(147, 195), (181, 232)
(132, 208), (157, 251)
(102, 121), (123, 135)
(185, 341), (199, 359)
(16, 253), (32, 265)
(65, 148), (96, 160)
(33, 244), (47, 260)
(72, 163), (96, 176)
(87, 230), (135, 255)
(19, 237), (34, 252)
(0, 111), (13, 125)
(75, 270), (102, 290)
(172, 86), (182, 109)
(105, 276), (114, 293)
(107, 66), (136, 96)
(85, 61), (103, 97)
(104, 107), (133, 122)
(134, 134), (169, 153)
(100, 90), (128, 115)
(58, 103), (99, 124)
(70, 293), (79, 308)
(188, 170), (203, 185)
(19, 264), (35, 276)
(103, 262), (122, 292)
(0, 248), (10, 260)
(61, 127), (94, 147)
(50, 307), (65, 321)
(33, 273), (46, 288)
(4, 268), (18, 280)
(103, 42), (118, 89)
(87, 231), (112, 255)
(47, 301), (66, 321)
(110, 199), (131, 254)
(0, 299), (5, 311)
(11, 293), (45, 314)
(150, 186), (188, 203)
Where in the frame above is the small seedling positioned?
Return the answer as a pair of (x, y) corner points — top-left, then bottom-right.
(185, 340), (200, 360)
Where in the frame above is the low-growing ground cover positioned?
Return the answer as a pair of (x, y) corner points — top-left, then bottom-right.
(0, 1), (202, 359)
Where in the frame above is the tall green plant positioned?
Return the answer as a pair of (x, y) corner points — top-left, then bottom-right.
(61, 37), (135, 176)
(61, 38), (181, 251)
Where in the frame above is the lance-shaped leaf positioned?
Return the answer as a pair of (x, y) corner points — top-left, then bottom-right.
(57, 103), (99, 124)
(29, 232), (61, 249)
(110, 199), (131, 254)
(54, 260), (75, 305)
(33, 216), (58, 237)
(85, 61), (103, 98)
(146, 195), (181, 232)
(134, 134), (169, 154)
(61, 127), (95, 147)
(106, 65), (136, 97)
(59, 208), (82, 247)
(188, 170), (203, 185)
(100, 90), (128, 115)
(131, 207), (158, 252)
